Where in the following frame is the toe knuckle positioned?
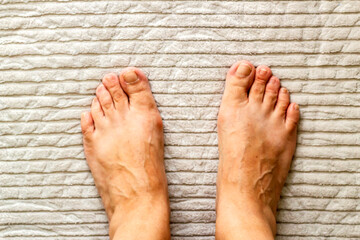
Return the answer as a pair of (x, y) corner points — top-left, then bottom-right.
(255, 78), (268, 84)
(252, 85), (264, 94)
(102, 100), (113, 109)
(265, 85), (278, 94)
(113, 92), (123, 100)
(279, 104), (288, 111)
(81, 128), (92, 136)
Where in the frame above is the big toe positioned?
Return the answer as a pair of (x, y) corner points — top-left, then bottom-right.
(119, 67), (157, 109)
(222, 60), (255, 104)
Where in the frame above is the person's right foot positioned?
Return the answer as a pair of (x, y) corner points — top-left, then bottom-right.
(81, 68), (170, 240)
(216, 60), (300, 239)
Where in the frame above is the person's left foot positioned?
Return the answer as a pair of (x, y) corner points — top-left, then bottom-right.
(81, 68), (170, 240)
(216, 60), (300, 239)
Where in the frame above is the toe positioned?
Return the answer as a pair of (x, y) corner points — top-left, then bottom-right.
(274, 87), (290, 117)
(96, 84), (115, 116)
(286, 103), (300, 131)
(91, 97), (104, 125)
(81, 112), (94, 137)
(249, 65), (272, 103)
(102, 73), (128, 109)
(223, 60), (255, 104)
(119, 67), (157, 109)
(263, 76), (280, 111)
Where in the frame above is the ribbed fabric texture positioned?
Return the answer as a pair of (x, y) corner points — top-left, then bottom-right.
(1, 1), (359, 239)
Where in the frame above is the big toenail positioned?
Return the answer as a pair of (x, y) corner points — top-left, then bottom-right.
(123, 71), (139, 84)
(236, 63), (252, 77)
(259, 68), (268, 76)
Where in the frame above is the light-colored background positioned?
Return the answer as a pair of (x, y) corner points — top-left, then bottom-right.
(1, 1), (360, 239)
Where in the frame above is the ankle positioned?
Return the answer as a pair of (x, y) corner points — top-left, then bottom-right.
(109, 197), (170, 240)
(216, 194), (276, 240)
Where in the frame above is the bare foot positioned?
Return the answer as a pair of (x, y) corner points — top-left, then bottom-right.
(216, 60), (300, 239)
(81, 68), (170, 240)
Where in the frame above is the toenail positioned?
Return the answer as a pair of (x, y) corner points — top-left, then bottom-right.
(236, 63), (252, 77)
(259, 68), (268, 77)
(281, 88), (288, 93)
(123, 71), (139, 84)
(293, 103), (299, 110)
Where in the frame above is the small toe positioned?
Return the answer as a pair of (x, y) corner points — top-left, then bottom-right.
(274, 87), (290, 117)
(249, 65), (272, 103)
(96, 84), (115, 115)
(91, 97), (104, 124)
(263, 76), (280, 111)
(81, 112), (94, 136)
(223, 60), (255, 104)
(119, 67), (156, 109)
(102, 73), (128, 109)
(286, 103), (300, 131)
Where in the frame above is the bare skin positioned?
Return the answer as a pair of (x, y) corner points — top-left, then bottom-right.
(80, 68), (170, 240)
(80, 61), (298, 239)
(216, 60), (300, 240)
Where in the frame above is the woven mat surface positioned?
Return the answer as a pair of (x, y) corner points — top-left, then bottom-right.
(1, 1), (360, 239)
